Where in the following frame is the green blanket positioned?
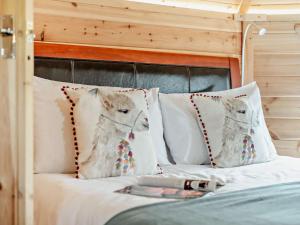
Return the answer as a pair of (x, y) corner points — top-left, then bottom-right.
(105, 182), (300, 225)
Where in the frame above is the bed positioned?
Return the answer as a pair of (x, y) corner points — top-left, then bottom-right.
(34, 42), (300, 225)
(35, 156), (300, 225)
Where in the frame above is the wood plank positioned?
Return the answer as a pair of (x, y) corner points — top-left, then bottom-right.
(255, 64), (300, 76)
(251, 0), (300, 5)
(0, 60), (15, 225)
(262, 97), (300, 118)
(266, 118), (300, 141)
(104, 0), (238, 13)
(264, 14), (300, 22)
(34, 42), (230, 68)
(273, 140), (300, 158)
(237, 0), (251, 15)
(250, 4), (300, 10)
(16, 0), (34, 224)
(254, 34), (300, 54)
(34, 14), (241, 55)
(229, 57), (241, 88)
(255, 54), (300, 66)
(44, 0), (235, 20)
(256, 76), (300, 97)
(34, 0), (241, 32)
(1, 0), (34, 224)
(253, 22), (300, 34)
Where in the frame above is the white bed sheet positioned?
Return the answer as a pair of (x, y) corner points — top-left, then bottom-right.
(35, 156), (300, 225)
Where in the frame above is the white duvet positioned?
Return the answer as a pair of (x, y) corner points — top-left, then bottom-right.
(35, 156), (300, 225)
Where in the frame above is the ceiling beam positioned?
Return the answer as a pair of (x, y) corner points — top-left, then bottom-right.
(238, 0), (251, 15)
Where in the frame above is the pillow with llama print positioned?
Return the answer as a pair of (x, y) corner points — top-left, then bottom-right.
(70, 87), (158, 179)
(190, 83), (277, 168)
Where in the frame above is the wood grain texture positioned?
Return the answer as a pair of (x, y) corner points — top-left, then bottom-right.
(273, 140), (300, 158)
(254, 54), (300, 76)
(34, 42), (230, 67)
(34, 13), (241, 56)
(0, 1), (17, 225)
(46, 0), (237, 19)
(34, 0), (241, 32)
(229, 57), (241, 88)
(248, 20), (300, 158)
(256, 76), (300, 97)
(262, 97), (300, 118)
(254, 34), (300, 54)
(266, 118), (300, 141)
(0, 60), (15, 225)
(15, 0), (34, 224)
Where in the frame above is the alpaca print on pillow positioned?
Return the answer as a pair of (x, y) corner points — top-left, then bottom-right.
(215, 97), (259, 166)
(70, 88), (158, 179)
(191, 83), (277, 168)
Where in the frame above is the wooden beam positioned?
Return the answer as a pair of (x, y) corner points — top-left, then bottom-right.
(45, 0), (236, 20)
(229, 57), (241, 88)
(34, 0), (241, 32)
(34, 14), (241, 56)
(34, 42), (230, 68)
(234, 0), (252, 21)
(238, 0), (251, 15)
(0, 0), (34, 225)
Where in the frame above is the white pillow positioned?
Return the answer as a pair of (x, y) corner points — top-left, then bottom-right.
(148, 91), (170, 166)
(70, 87), (158, 178)
(33, 76), (169, 173)
(190, 82), (277, 167)
(159, 93), (209, 165)
(159, 82), (271, 165)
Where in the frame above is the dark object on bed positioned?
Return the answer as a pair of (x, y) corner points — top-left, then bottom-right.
(35, 58), (231, 93)
(105, 182), (300, 225)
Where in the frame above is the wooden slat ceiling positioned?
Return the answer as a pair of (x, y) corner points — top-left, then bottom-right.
(34, 0), (300, 22)
(113, 0), (300, 18)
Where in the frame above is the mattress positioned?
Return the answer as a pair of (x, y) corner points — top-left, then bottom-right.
(34, 156), (300, 225)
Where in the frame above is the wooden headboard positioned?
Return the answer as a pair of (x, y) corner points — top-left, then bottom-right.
(34, 42), (241, 91)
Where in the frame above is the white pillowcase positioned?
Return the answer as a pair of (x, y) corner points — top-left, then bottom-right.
(148, 92), (170, 166)
(159, 82), (274, 165)
(191, 82), (277, 168)
(159, 93), (209, 165)
(33, 76), (169, 173)
(71, 88), (158, 178)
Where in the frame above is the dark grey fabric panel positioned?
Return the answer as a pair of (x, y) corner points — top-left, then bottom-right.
(34, 58), (72, 82)
(136, 64), (189, 93)
(34, 57), (232, 93)
(74, 61), (135, 88)
(189, 67), (230, 93)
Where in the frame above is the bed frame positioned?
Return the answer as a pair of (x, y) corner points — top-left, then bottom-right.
(34, 42), (241, 92)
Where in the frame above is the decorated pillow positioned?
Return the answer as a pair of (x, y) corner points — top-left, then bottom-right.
(190, 83), (277, 168)
(33, 76), (169, 174)
(64, 87), (158, 179)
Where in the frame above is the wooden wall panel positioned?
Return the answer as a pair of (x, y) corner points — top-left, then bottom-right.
(34, 0), (241, 32)
(38, 0), (238, 20)
(33, 0), (242, 57)
(273, 140), (300, 158)
(34, 14), (241, 56)
(0, 60), (15, 225)
(262, 97), (300, 118)
(254, 34), (300, 54)
(251, 21), (300, 157)
(256, 76), (300, 97)
(266, 118), (300, 140)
